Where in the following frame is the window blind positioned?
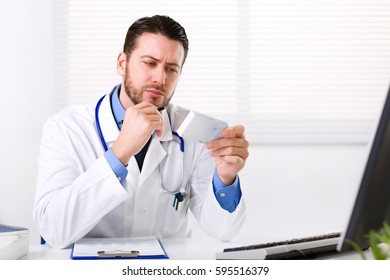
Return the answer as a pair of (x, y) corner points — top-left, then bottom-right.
(53, 0), (390, 143)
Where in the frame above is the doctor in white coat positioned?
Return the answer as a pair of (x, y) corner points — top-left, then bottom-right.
(33, 15), (249, 249)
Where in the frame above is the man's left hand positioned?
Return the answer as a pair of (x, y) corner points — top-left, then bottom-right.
(206, 125), (249, 185)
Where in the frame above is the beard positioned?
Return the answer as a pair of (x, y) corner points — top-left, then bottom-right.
(123, 65), (174, 108)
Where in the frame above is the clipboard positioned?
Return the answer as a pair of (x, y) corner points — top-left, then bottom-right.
(70, 236), (168, 259)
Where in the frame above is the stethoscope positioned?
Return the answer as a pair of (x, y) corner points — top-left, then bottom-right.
(95, 89), (188, 210)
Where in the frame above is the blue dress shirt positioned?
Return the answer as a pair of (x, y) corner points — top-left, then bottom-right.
(104, 85), (242, 212)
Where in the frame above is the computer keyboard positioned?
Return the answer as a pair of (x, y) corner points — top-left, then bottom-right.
(216, 232), (341, 260)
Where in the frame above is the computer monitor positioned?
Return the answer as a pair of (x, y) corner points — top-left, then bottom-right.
(338, 84), (390, 251)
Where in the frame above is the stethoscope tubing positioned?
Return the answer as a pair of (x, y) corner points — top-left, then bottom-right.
(95, 94), (109, 152)
(95, 93), (186, 196)
(95, 93), (184, 153)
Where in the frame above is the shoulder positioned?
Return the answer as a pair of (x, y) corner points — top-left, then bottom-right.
(43, 103), (95, 131)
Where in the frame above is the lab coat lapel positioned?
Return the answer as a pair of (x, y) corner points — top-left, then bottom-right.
(138, 110), (173, 187)
(98, 95), (174, 187)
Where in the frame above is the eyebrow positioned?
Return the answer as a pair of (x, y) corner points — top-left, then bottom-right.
(141, 55), (181, 69)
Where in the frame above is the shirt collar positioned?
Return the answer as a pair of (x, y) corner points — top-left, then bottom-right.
(110, 84), (126, 130)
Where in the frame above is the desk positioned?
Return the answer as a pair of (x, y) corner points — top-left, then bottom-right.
(22, 237), (233, 260)
(21, 237), (364, 260)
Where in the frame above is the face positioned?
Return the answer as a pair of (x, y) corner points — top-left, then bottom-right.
(117, 32), (185, 108)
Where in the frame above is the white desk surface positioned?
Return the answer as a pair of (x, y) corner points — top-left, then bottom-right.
(22, 237), (232, 260)
(21, 236), (363, 260)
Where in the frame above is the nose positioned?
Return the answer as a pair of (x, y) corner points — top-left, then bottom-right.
(152, 66), (166, 86)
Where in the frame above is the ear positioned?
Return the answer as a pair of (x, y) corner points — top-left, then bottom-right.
(116, 52), (127, 76)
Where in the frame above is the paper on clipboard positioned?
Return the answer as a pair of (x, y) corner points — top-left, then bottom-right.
(71, 236), (168, 259)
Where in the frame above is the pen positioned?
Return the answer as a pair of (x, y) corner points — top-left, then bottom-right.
(97, 250), (139, 257)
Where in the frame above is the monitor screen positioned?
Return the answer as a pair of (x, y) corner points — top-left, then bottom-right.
(339, 85), (390, 251)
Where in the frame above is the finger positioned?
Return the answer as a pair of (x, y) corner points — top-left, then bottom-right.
(123, 107), (163, 134)
(151, 113), (164, 136)
(206, 137), (249, 151)
(145, 114), (163, 122)
(221, 125), (245, 138)
(123, 109), (162, 127)
(218, 155), (246, 165)
(127, 102), (163, 122)
(133, 101), (157, 109)
(132, 102), (162, 115)
(209, 146), (249, 160)
(139, 105), (163, 115)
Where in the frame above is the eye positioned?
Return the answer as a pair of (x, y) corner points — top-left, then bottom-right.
(167, 67), (179, 74)
(144, 61), (157, 67)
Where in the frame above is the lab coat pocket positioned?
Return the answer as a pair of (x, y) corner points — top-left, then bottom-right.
(158, 188), (190, 238)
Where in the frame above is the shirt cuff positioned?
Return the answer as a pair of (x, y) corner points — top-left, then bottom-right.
(212, 169), (242, 213)
(104, 148), (128, 184)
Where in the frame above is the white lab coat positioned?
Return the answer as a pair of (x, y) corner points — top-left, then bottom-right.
(33, 93), (246, 249)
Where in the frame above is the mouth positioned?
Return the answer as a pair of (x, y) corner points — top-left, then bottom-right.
(145, 89), (164, 98)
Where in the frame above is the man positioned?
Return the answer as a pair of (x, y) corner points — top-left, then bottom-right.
(33, 15), (249, 249)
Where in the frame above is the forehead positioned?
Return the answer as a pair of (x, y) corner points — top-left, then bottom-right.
(132, 32), (185, 65)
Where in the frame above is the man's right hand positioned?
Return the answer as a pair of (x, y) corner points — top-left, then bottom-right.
(111, 102), (164, 165)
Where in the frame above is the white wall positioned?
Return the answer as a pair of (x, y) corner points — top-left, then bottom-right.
(0, 0), (53, 244)
(235, 144), (368, 243)
(190, 144), (368, 244)
(0, 0), (369, 246)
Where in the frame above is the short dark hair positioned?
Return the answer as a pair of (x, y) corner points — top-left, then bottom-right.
(123, 15), (189, 66)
